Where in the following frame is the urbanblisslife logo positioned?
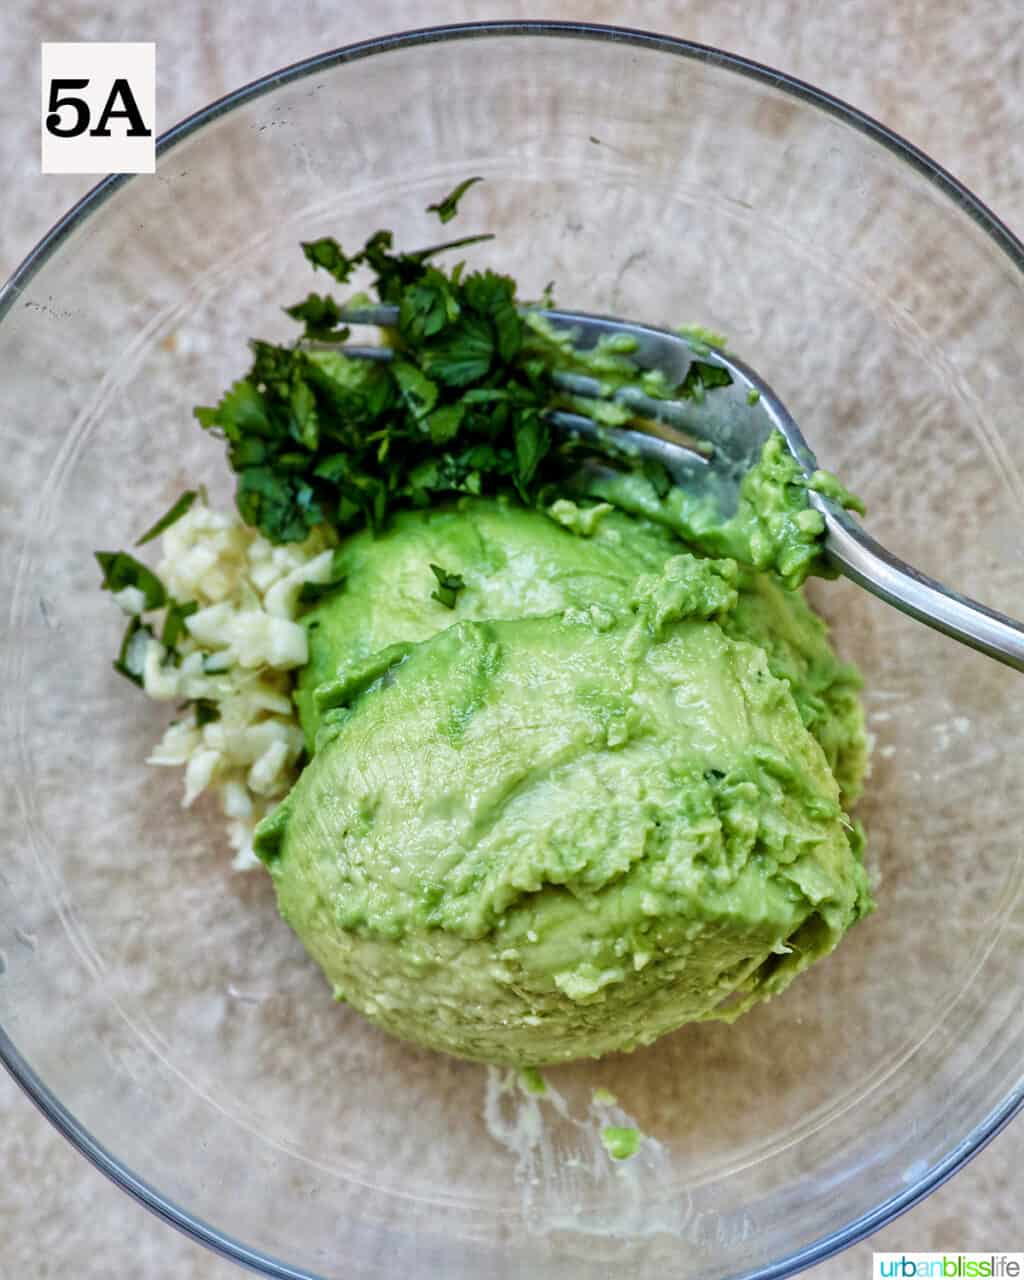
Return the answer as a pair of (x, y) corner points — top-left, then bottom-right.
(874, 1256), (1024, 1278)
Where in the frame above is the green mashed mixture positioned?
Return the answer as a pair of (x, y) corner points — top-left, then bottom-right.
(256, 489), (871, 1066)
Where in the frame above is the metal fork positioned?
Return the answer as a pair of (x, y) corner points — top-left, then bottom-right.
(330, 304), (1024, 673)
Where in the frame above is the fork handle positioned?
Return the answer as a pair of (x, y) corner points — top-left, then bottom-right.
(824, 509), (1024, 673)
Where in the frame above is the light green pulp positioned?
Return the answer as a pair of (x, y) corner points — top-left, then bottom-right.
(582, 432), (861, 590)
(602, 1127), (643, 1161)
(294, 496), (867, 801)
(256, 493), (871, 1067)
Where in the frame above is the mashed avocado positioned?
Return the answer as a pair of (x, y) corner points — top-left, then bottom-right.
(256, 498), (871, 1066)
(293, 498), (866, 802)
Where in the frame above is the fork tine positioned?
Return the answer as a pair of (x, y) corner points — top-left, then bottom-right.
(535, 310), (773, 466)
(323, 344), (392, 361)
(545, 411), (709, 475)
(552, 372), (715, 443)
(339, 305), (399, 327)
(539, 308), (694, 385)
(330, 304), (766, 472)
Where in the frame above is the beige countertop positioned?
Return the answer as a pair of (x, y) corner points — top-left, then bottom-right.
(2, 2), (1021, 1276)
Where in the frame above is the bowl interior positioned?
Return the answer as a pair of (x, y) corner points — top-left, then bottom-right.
(2, 27), (1023, 1280)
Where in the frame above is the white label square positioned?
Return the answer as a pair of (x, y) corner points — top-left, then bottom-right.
(41, 43), (155, 174)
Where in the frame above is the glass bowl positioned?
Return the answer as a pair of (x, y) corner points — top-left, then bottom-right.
(2, 22), (1023, 1280)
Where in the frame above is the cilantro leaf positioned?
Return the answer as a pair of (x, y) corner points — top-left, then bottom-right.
(407, 232), (496, 264)
(334, 472), (389, 533)
(95, 551), (167, 611)
(285, 293), (351, 343)
(463, 270), (522, 362)
(299, 548), (347, 605)
(679, 360), (733, 402)
(398, 269), (460, 341)
(301, 238), (361, 282)
(426, 176), (483, 223)
(112, 616), (154, 687)
(161, 599), (198, 649)
(429, 563), (466, 609)
(299, 579), (346, 605)
(425, 402), (465, 444)
(135, 491), (198, 546)
(312, 454), (351, 485)
(422, 313), (494, 386)
(304, 349), (394, 426)
(514, 411), (551, 497)
(290, 378), (319, 450)
(194, 698), (221, 727)
(392, 360), (439, 420)
(236, 468), (322, 543)
(195, 379), (272, 440)
(367, 230), (496, 304)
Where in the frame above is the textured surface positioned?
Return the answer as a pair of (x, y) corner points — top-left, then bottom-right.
(1, 2), (1022, 1278)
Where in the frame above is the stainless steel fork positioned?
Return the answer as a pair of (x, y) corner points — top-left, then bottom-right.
(332, 304), (1024, 673)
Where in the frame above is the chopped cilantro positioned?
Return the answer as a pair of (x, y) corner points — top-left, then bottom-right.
(189, 207), (737, 548)
(392, 359), (439, 419)
(95, 551), (167, 611)
(194, 698), (220, 727)
(299, 578), (345, 605)
(190, 227), (562, 543)
(161, 599), (198, 649)
(299, 548), (347, 604)
(112, 616), (153, 686)
(429, 563), (465, 609)
(301, 228), (495, 300)
(234, 467), (323, 545)
(135, 490), (198, 545)
(284, 294), (351, 343)
(420, 310), (495, 386)
(513, 412), (551, 499)
(399, 268), (460, 341)
(426, 176), (483, 224)
(300, 237), (361, 283)
(679, 360), (733, 403)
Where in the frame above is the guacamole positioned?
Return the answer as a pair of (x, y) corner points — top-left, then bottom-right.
(255, 497), (871, 1066)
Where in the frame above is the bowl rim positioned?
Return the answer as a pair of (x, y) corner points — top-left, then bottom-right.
(2, 20), (1022, 1280)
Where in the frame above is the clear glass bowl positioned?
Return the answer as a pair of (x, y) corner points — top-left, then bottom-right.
(2, 23), (1023, 1280)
